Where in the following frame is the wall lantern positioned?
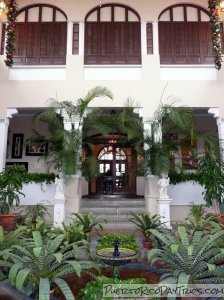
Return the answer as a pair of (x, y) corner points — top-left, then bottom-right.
(220, 1), (224, 12)
(0, 0), (6, 15)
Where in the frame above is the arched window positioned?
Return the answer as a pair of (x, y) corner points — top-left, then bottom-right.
(13, 4), (67, 65)
(85, 4), (141, 64)
(158, 4), (214, 65)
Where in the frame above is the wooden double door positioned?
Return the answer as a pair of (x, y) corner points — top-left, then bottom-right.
(96, 146), (135, 194)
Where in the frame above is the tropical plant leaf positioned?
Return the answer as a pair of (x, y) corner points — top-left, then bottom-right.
(39, 278), (50, 300)
(8, 262), (23, 285)
(15, 268), (30, 290)
(32, 231), (43, 247)
(68, 260), (82, 277)
(53, 278), (75, 300)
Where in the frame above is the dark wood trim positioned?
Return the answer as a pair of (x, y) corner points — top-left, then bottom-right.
(1, 24), (6, 55)
(85, 3), (140, 21)
(146, 23), (153, 54)
(158, 4), (209, 20)
(16, 4), (67, 20)
(72, 23), (79, 55)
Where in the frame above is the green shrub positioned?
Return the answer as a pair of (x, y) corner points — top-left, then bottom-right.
(78, 275), (146, 300)
(98, 233), (140, 254)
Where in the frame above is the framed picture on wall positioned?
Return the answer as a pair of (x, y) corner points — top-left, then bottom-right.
(11, 134), (24, 159)
(25, 141), (48, 156)
(6, 162), (28, 172)
(181, 138), (197, 169)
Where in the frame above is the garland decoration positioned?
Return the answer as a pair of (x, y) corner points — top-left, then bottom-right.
(208, 0), (222, 70)
(5, 0), (18, 67)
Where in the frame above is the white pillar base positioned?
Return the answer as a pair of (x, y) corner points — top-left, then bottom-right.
(53, 199), (66, 228)
(144, 175), (159, 214)
(157, 198), (172, 228)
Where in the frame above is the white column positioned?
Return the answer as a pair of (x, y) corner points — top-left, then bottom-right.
(143, 118), (159, 214)
(216, 117), (224, 160)
(152, 21), (159, 55)
(79, 21), (84, 56)
(141, 21), (147, 56)
(0, 118), (9, 172)
(208, 108), (224, 160)
(67, 21), (73, 55)
(53, 200), (66, 228)
(157, 199), (172, 228)
(0, 109), (18, 172)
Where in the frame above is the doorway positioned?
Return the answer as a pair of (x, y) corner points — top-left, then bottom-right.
(96, 145), (135, 194)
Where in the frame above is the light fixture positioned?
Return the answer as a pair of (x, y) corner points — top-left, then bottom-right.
(0, 0), (6, 15)
(220, 0), (224, 12)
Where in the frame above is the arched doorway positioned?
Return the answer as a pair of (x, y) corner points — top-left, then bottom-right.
(96, 145), (136, 194)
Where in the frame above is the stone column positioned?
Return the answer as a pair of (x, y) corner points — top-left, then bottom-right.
(143, 118), (159, 214)
(53, 174), (65, 227)
(79, 21), (84, 56)
(141, 21), (147, 56)
(63, 114), (82, 220)
(0, 109), (18, 172)
(208, 108), (224, 160)
(67, 21), (73, 55)
(152, 21), (159, 55)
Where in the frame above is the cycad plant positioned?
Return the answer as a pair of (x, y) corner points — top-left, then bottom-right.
(177, 204), (223, 234)
(148, 226), (224, 284)
(1, 231), (83, 299)
(72, 212), (107, 238)
(129, 212), (166, 242)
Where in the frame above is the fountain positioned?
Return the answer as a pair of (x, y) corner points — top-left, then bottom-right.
(96, 237), (137, 279)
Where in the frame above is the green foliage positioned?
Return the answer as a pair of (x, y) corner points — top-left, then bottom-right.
(32, 86), (113, 178)
(3, 231), (82, 298)
(51, 222), (87, 246)
(0, 165), (25, 214)
(140, 101), (194, 176)
(148, 226), (224, 284)
(72, 212), (107, 237)
(129, 212), (166, 241)
(196, 152), (224, 207)
(0, 226), (27, 260)
(97, 233), (140, 253)
(21, 220), (51, 240)
(78, 275), (146, 300)
(177, 204), (224, 235)
(22, 202), (48, 227)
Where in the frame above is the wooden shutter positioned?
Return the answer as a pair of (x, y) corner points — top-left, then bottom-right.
(127, 22), (141, 64)
(13, 22), (66, 65)
(14, 23), (29, 64)
(1, 24), (5, 55)
(85, 21), (141, 64)
(146, 23), (153, 54)
(84, 22), (99, 64)
(73, 23), (79, 54)
(159, 22), (173, 64)
(159, 21), (214, 65)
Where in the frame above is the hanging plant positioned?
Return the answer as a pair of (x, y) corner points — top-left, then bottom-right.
(208, 0), (222, 70)
(4, 0), (18, 67)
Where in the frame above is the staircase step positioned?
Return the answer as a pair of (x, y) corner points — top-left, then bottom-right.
(81, 207), (145, 214)
(81, 199), (145, 208)
(81, 196), (146, 230)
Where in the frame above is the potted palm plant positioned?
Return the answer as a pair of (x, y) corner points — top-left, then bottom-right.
(129, 212), (166, 249)
(32, 86), (113, 180)
(0, 165), (25, 231)
(196, 149), (224, 223)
